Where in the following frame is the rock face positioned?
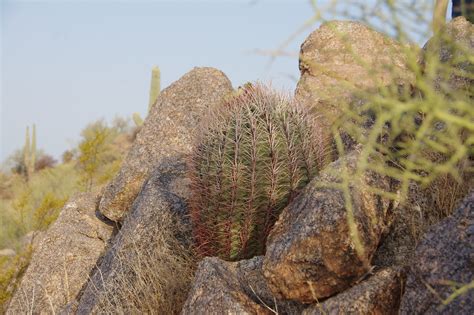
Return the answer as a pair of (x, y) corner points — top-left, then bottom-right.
(373, 182), (424, 268)
(400, 192), (474, 314)
(182, 256), (304, 315)
(262, 147), (392, 303)
(7, 192), (114, 314)
(303, 267), (404, 315)
(295, 20), (414, 139)
(423, 17), (473, 92)
(99, 67), (233, 222)
(76, 159), (194, 314)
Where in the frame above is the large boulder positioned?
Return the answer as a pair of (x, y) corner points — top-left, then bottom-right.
(423, 17), (473, 93)
(295, 20), (414, 140)
(7, 192), (114, 314)
(262, 147), (393, 303)
(400, 192), (474, 314)
(76, 159), (194, 314)
(99, 67), (233, 222)
(182, 256), (304, 315)
(303, 267), (404, 315)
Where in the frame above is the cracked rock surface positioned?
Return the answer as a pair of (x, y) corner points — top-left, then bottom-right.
(7, 192), (114, 314)
(76, 159), (193, 314)
(303, 267), (404, 315)
(262, 147), (393, 303)
(400, 192), (474, 314)
(182, 256), (305, 315)
(98, 67), (233, 222)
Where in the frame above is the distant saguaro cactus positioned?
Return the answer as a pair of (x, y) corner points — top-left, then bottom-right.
(189, 84), (327, 261)
(23, 124), (37, 180)
(148, 66), (161, 112)
(132, 112), (144, 127)
(133, 66), (161, 127)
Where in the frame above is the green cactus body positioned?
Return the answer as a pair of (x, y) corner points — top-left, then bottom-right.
(23, 124), (37, 180)
(132, 112), (144, 127)
(24, 126), (31, 176)
(31, 124), (36, 174)
(148, 66), (161, 112)
(189, 84), (326, 261)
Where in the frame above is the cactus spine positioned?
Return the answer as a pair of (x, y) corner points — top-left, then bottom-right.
(23, 124), (36, 179)
(189, 84), (327, 261)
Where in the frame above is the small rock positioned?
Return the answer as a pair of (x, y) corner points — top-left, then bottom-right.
(99, 67), (233, 222)
(399, 192), (474, 314)
(182, 256), (304, 315)
(303, 267), (404, 315)
(7, 192), (114, 314)
(262, 147), (393, 303)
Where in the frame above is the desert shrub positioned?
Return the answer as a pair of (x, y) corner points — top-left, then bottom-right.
(297, 1), (473, 256)
(93, 211), (195, 315)
(61, 150), (75, 164)
(32, 193), (67, 231)
(77, 119), (133, 191)
(0, 163), (79, 249)
(0, 246), (32, 312)
(34, 154), (57, 171)
(189, 84), (327, 261)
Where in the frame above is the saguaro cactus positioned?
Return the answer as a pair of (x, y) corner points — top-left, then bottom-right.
(189, 84), (327, 261)
(133, 66), (161, 127)
(23, 124), (37, 179)
(148, 66), (161, 112)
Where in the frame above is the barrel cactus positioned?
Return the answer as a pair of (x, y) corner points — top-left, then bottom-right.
(189, 84), (327, 261)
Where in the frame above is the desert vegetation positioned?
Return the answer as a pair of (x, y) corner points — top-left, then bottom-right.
(0, 117), (136, 310)
(1, 0), (473, 313)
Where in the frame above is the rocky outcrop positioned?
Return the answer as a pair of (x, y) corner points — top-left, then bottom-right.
(99, 67), (233, 222)
(76, 159), (194, 314)
(295, 20), (414, 141)
(303, 267), (404, 315)
(423, 17), (473, 92)
(373, 181), (424, 268)
(400, 192), (474, 314)
(7, 192), (114, 314)
(262, 147), (393, 303)
(182, 256), (304, 315)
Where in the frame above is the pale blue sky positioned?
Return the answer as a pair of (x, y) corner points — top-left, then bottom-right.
(0, 0), (435, 162)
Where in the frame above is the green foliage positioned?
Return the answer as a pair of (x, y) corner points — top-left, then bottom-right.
(77, 120), (121, 191)
(61, 150), (74, 163)
(0, 116), (134, 308)
(0, 247), (32, 312)
(32, 193), (67, 231)
(0, 163), (80, 249)
(300, 1), (474, 259)
(189, 84), (327, 261)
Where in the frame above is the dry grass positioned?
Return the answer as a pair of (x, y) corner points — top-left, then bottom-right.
(405, 157), (472, 242)
(92, 210), (195, 315)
